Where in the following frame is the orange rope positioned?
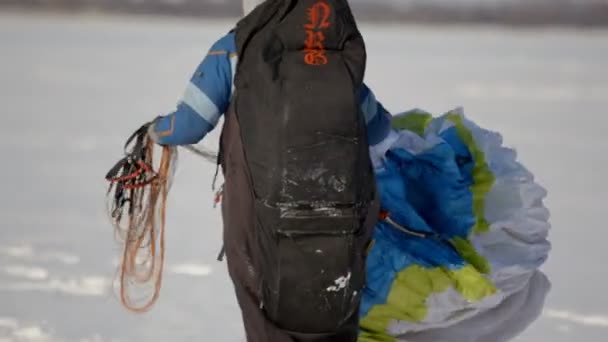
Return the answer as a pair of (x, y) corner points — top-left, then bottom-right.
(111, 138), (174, 313)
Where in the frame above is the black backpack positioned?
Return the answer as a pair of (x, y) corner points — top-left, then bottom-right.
(223, 0), (377, 336)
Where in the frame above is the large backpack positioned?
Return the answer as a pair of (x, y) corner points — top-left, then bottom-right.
(221, 0), (377, 336)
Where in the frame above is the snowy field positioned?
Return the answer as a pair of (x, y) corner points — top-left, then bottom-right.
(1, 11), (608, 342)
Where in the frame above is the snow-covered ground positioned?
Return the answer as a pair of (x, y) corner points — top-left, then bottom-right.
(1, 11), (607, 342)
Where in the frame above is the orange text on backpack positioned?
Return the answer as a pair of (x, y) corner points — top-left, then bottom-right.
(303, 1), (330, 66)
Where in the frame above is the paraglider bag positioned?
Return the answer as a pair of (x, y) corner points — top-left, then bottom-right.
(228, 0), (376, 335)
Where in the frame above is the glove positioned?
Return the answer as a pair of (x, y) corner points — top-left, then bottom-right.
(146, 115), (164, 145)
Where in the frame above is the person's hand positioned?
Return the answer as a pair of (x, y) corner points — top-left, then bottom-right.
(146, 116), (163, 145)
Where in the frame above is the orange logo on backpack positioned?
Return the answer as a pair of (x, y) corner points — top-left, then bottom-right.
(304, 1), (331, 66)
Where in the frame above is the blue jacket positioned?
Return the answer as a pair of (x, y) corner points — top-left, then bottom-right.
(152, 32), (392, 147)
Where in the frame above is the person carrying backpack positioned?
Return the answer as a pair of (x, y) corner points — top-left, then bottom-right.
(146, 0), (389, 340)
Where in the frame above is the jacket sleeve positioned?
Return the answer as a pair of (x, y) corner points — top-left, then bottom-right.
(359, 83), (393, 146)
(151, 32), (236, 146)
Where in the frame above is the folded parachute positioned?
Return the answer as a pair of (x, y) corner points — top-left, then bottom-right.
(360, 108), (551, 342)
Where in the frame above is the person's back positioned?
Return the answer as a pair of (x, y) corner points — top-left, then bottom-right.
(146, 0), (391, 340)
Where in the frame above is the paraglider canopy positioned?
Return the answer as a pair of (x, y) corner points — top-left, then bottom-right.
(243, 0), (265, 16)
